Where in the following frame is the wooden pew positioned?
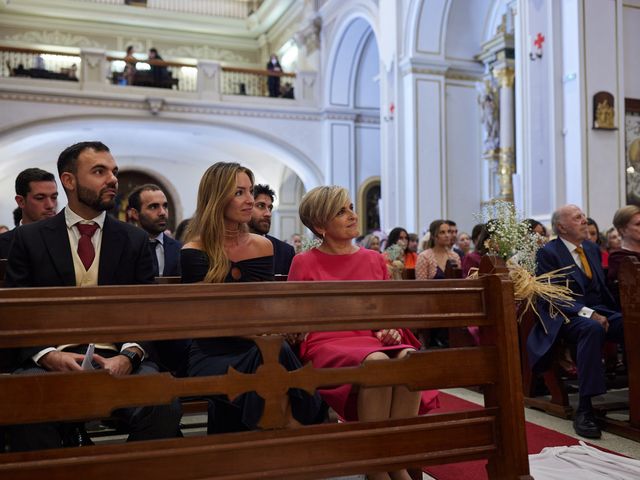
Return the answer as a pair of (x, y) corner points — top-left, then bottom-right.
(596, 255), (640, 441)
(479, 256), (574, 418)
(0, 279), (531, 479)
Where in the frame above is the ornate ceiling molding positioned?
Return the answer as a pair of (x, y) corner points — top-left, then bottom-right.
(3, 29), (105, 49)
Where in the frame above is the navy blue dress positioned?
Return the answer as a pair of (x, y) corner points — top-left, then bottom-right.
(181, 248), (326, 433)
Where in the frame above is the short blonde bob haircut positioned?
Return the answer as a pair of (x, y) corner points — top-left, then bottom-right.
(613, 205), (640, 237)
(299, 185), (350, 239)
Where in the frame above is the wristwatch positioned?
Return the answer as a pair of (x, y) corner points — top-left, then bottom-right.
(118, 350), (142, 371)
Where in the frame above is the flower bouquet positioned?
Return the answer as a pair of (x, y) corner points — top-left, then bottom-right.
(474, 201), (574, 330)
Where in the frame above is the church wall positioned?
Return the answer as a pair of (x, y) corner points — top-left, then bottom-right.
(623, 2), (640, 100)
(355, 125), (380, 189)
(445, 82), (482, 233)
(583, 0), (626, 228)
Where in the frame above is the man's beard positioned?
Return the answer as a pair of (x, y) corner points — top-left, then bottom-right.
(77, 183), (116, 211)
(248, 217), (270, 235)
(140, 213), (166, 235)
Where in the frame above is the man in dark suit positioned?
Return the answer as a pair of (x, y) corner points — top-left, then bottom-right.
(127, 183), (188, 374)
(0, 167), (58, 259)
(527, 204), (623, 439)
(6, 141), (181, 451)
(248, 184), (295, 276)
(127, 184), (181, 277)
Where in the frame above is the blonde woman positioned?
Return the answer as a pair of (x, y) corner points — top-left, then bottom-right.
(181, 162), (325, 433)
(288, 186), (438, 480)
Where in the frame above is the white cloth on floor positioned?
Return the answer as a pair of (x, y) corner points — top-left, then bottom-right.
(529, 441), (640, 480)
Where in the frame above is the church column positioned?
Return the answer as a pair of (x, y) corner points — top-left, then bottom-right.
(494, 67), (516, 202)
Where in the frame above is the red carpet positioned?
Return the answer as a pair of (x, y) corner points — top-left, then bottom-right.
(422, 392), (586, 480)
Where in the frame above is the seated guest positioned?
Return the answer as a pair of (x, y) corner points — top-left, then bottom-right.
(587, 217), (608, 268)
(446, 220), (464, 258)
(288, 185), (438, 480)
(128, 184), (181, 277)
(456, 231), (472, 257)
(248, 183), (295, 275)
(289, 232), (303, 254)
(461, 223), (490, 278)
(5, 141), (182, 451)
(174, 217), (191, 243)
(525, 218), (547, 245)
(362, 233), (381, 252)
(408, 232), (419, 254)
(607, 205), (640, 304)
(384, 227), (417, 269)
(606, 226), (622, 253)
(181, 162), (325, 434)
(416, 220), (461, 280)
(528, 204), (623, 439)
(128, 183), (188, 375)
(0, 167), (58, 259)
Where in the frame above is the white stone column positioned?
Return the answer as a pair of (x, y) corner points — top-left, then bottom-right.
(197, 60), (221, 101)
(80, 49), (107, 91)
(294, 71), (317, 106)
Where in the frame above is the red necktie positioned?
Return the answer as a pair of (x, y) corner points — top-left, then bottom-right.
(76, 223), (99, 270)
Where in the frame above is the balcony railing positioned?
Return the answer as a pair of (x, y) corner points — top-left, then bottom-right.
(222, 67), (296, 98)
(75, 0), (262, 18)
(0, 45), (316, 105)
(106, 56), (198, 92)
(1, 46), (81, 82)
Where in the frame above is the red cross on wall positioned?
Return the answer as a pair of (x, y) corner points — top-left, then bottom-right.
(534, 33), (545, 50)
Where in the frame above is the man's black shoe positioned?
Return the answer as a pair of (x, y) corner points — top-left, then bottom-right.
(573, 409), (601, 439)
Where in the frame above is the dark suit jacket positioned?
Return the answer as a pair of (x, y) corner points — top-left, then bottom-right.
(0, 228), (16, 259)
(266, 234), (295, 276)
(6, 209), (155, 364)
(161, 234), (182, 277)
(527, 238), (618, 371)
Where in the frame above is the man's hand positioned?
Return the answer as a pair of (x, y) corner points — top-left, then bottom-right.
(376, 329), (402, 346)
(93, 354), (132, 376)
(39, 351), (84, 372)
(591, 312), (609, 332)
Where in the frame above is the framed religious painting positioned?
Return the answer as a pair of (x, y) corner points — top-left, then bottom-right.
(625, 98), (640, 206)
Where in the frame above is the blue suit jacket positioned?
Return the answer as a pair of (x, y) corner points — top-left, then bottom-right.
(161, 234), (182, 276)
(266, 234), (295, 276)
(527, 238), (618, 372)
(0, 228), (16, 259)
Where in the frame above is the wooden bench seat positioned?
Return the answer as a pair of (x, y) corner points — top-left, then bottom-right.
(0, 278), (531, 479)
(594, 256), (640, 441)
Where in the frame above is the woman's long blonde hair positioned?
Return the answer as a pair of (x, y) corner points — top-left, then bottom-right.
(185, 162), (254, 283)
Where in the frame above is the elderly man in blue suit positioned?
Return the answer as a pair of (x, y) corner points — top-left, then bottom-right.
(528, 204), (623, 439)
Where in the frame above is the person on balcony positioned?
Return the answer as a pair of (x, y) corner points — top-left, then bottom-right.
(266, 54), (282, 97)
(148, 48), (169, 88)
(124, 45), (136, 85)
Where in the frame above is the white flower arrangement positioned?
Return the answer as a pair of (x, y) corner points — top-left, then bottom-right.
(300, 236), (323, 252)
(476, 201), (574, 328)
(480, 201), (540, 274)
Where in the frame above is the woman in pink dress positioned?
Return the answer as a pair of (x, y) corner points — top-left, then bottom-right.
(288, 185), (438, 480)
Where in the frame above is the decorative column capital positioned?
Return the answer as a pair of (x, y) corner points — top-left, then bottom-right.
(493, 67), (515, 88)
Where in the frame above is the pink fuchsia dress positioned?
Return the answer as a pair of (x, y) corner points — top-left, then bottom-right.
(288, 247), (440, 420)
